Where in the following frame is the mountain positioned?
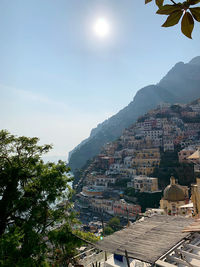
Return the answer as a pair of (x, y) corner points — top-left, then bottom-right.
(68, 56), (200, 171)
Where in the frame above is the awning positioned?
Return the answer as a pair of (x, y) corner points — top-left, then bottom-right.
(188, 150), (200, 160)
(95, 215), (193, 264)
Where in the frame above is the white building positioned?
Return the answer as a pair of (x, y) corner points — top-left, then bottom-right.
(94, 177), (117, 188)
(163, 140), (174, 152)
(134, 176), (158, 192)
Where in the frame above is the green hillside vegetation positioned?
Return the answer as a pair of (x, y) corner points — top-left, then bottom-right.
(124, 188), (163, 213)
(152, 147), (195, 189)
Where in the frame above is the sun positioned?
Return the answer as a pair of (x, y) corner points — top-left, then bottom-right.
(93, 18), (110, 38)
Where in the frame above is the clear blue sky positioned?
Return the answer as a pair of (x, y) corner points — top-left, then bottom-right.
(0, 0), (199, 161)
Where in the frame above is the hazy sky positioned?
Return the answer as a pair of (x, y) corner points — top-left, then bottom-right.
(0, 0), (199, 161)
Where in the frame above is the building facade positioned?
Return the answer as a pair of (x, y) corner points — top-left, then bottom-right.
(160, 176), (189, 215)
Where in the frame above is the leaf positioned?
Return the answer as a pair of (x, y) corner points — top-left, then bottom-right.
(181, 11), (194, 38)
(188, 0), (200, 5)
(145, 0), (153, 4)
(162, 10), (183, 27)
(156, 0), (164, 8)
(157, 4), (182, 15)
(190, 7), (200, 21)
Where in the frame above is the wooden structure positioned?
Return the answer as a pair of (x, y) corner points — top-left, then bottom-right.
(183, 218), (200, 233)
(95, 215), (193, 264)
(156, 232), (200, 266)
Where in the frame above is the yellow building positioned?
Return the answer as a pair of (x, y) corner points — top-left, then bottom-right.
(135, 148), (160, 159)
(188, 150), (200, 216)
(132, 148), (160, 175)
(132, 158), (160, 167)
(160, 176), (189, 215)
(137, 166), (155, 176)
(191, 178), (200, 216)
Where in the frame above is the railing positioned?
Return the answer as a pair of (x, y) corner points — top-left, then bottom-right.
(75, 248), (111, 267)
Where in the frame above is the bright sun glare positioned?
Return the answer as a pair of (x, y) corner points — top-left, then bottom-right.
(93, 18), (110, 38)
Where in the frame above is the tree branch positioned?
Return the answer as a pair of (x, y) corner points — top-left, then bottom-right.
(0, 156), (12, 166)
(170, 0), (177, 4)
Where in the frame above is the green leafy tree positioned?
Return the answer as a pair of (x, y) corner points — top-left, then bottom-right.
(145, 0), (200, 38)
(48, 225), (99, 266)
(104, 226), (114, 236)
(104, 217), (121, 236)
(0, 130), (78, 266)
(108, 217), (121, 231)
(124, 187), (136, 197)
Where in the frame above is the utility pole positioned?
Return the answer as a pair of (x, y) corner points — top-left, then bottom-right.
(125, 250), (130, 267)
(100, 206), (105, 236)
(100, 205), (107, 261)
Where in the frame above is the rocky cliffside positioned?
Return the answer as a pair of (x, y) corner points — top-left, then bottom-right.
(68, 56), (200, 171)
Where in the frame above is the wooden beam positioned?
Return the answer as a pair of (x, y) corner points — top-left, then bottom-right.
(105, 251), (107, 261)
(158, 239), (187, 261)
(155, 259), (176, 267)
(184, 243), (200, 251)
(166, 255), (191, 267)
(176, 248), (200, 261)
(170, 253), (200, 267)
(73, 247), (96, 259)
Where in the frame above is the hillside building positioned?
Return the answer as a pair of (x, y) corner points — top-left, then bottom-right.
(90, 197), (113, 213)
(93, 176), (117, 188)
(131, 148), (160, 175)
(82, 186), (103, 197)
(160, 176), (189, 215)
(113, 199), (141, 219)
(134, 175), (158, 193)
(137, 166), (155, 176)
(191, 178), (200, 216)
(178, 146), (196, 163)
(163, 139), (174, 152)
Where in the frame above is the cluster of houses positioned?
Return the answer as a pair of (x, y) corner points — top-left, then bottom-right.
(77, 99), (200, 219)
(73, 99), (200, 267)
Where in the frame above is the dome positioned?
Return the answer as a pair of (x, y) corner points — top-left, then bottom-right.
(163, 177), (185, 202)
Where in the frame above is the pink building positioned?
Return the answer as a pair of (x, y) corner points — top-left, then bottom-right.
(113, 199), (141, 219)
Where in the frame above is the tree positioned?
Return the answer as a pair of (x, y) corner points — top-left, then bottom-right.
(104, 217), (121, 236)
(145, 0), (200, 38)
(124, 187), (136, 197)
(104, 226), (114, 236)
(48, 225), (99, 266)
(108, 217), (121, 231)
(0, 130), (80, 266)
